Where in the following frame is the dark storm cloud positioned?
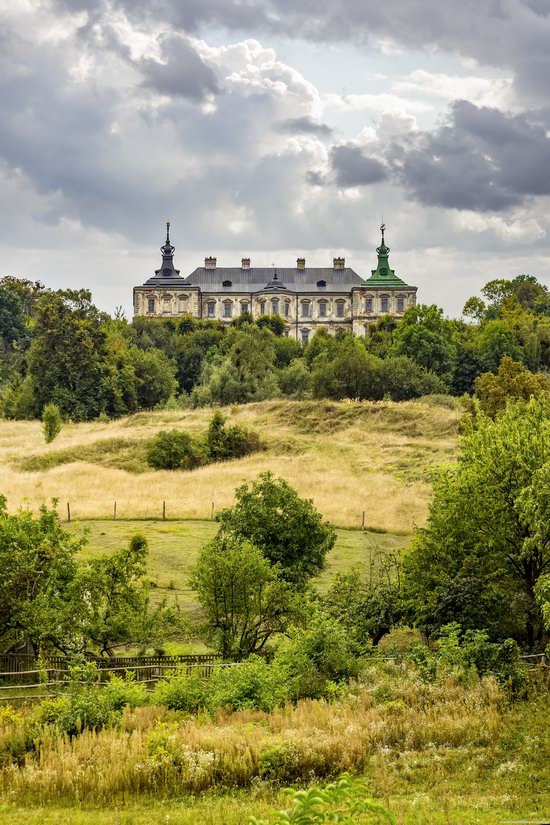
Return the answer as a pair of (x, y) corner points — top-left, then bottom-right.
(275, 116), (332, 136)
(392, 101), (550, 211)
(330, 145), (388, 187)
(140, 35), (220, 101)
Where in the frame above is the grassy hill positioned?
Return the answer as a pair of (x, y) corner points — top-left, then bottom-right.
(0, 398), (460, 530)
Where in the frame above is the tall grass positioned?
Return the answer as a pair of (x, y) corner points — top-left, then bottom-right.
(0, 665), (503, 805)
(0, 400), (459, 529)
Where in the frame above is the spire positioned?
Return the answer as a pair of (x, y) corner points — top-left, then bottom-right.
(161, 219), (175, 258)
(362, 223), (410, 288)
(376, 222), (390, 257)
(264, 267), (286, 291)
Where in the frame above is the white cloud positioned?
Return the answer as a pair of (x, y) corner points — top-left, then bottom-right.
(392, 69), (514, 109)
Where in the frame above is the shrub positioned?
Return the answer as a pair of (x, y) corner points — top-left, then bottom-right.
(101, 673), (148, 712)
(151, 668), (207, 713)
(42, 402), (62, 443)
(205, 410), (263, 461)
(205, 656), (287, 713)
(146, 429), (206, 470)
(273, 613), (359, 701)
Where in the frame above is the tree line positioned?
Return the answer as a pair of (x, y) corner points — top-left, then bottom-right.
(0, 273), (549, 420)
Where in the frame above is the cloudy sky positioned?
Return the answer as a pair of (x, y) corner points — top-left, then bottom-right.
(2, 0), (550, 316)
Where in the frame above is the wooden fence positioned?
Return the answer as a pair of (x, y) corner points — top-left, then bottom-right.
(0, 652), (235, 700)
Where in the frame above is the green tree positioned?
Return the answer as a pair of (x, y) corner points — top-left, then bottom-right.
(390, 304), (457, 385)
(205, 410), (262, 461)
(130, 347), (177, 409)
(41, 402), (62, 443)
(379, 356), (446, 401)
(191, 536), (297, 657)
(312, 336), (382, 400)
(405, 398), (550, 647)
(216, 472), (336, 588)
(475, 318), (523, 372)
(474, 356), (550, 419)
(279, 358), (312, 398)
(146, 429), (206, 470)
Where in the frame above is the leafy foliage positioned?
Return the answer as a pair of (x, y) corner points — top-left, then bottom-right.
(474, 355), (550, 418)
(41, 403), (62, 444)
(146, 429), (206, 470)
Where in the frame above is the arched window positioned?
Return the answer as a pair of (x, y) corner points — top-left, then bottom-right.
(222, 280), (232, 288)
(318, 300), (327, 317)
(283, 301), (290, 317)
(259, 301), (266, 314)
(301, 329), (310, 343)
(317, 280), (327, 288)
(207, 301), (216, 318)
(147, 297), (155, 313)
(272, 298), (279, 315)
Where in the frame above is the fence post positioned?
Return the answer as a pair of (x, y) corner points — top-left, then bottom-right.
(67, 502), (71, 523)
(361, 510), (365, 531)
(113, 501), (117, 520)
(163, 500), (166, 521)
(211, 501), (215, 520)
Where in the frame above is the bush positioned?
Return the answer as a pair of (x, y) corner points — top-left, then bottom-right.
(279, 359), (312, 399)
(205, 410), (263, 461)
(42, 402), (62, 443)
(206, 656), (287, 712)
(273, 613), (359, 701)
(146, 429), (206, 470)
(151, 668), (207, 713)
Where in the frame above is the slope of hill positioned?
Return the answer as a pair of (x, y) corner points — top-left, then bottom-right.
(0, 399), (460, 530)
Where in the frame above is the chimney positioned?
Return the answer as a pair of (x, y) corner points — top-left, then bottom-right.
(296, 257), (306, 270)
(204, 256), (217, 269)
(333, 257), (345, 269)
(241, 257), (251, 269)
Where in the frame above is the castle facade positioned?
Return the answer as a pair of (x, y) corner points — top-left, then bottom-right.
(133, 224), (417, 342)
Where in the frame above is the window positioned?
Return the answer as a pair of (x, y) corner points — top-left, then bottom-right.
(365, 297), (373, 313)
(241, 302), (249, 314)
(207, 301), (216, 318)
(283, 302), (290, 317)
(178, 296), (188, 312)
(223, 302), (233, 318)
(163, 296), (172, 314)
(272, 299), (279, 315)
(222, 280), (232, 288)
(381, 296), (389, 313)
(317, 280), (326, 288)
(318, 301), (327, 317)
(259, 301), (266, 314)
(397, 296), (405, 312)
(336, 301), (345, 318)
(301, 329), (310, 344)
(147, 297), (155, 313)
(380, 268), (387, 276)
(301, 302), (310, 318)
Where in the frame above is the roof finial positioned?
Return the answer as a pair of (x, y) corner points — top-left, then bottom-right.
(380, 221), (386, 246)
(166, 219), (171, 244)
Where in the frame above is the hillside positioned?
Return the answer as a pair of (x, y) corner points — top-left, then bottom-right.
(0, 399), (459, 530)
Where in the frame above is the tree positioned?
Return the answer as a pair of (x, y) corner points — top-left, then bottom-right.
(405, 398), (550, 648)
(390, 304), (457, 385)
(379, 356), (446, 401)
(130, 347), (177, 409)
(474, 356), (550, 418)
(146, 429), (206, 470)
(190, 536), (297, 657)
(311, 336), (383, 400)
(42, 403), (62, 443)
(216, 472), (336, 588)
(279, 358), (312, 398)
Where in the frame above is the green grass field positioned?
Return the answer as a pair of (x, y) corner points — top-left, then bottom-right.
(68, 518), (409, 617)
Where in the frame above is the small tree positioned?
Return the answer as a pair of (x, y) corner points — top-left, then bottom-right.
(190, 536), (298, 657)
(474, 355), (550, 418)
(42, 403), (62, 443)
(216, 472), (336, 589)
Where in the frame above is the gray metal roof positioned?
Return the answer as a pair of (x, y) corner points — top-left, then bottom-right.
(138, 266), (367, 293)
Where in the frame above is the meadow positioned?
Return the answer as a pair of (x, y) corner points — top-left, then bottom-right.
(0, 399), (460, 530)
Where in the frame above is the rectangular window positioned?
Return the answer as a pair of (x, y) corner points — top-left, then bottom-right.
(223, 302), (232, 318)
(241, 302), (249, 314)
(207, 302), (215, 317)
(284, 302), (290, 317)
(147, 297), (155, 313)
(272, 299), (279, 315)
(259, 301), (266, 314)
(365, 298), (373, 313)
(301, 329), (309, 343)
(381, 297), (389, 313)
(302, 303), (310, 318)
(397, 297), (405, 312)
(336, 302), (345, 318)
(319, 302), (327, 317)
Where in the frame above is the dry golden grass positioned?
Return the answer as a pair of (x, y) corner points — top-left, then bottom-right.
(0, 400), (459, 529)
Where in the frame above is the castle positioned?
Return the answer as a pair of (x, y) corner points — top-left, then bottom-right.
(133, 224), (417, 342)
